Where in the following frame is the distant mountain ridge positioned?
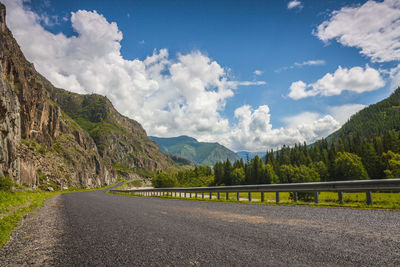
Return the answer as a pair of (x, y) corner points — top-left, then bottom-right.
(236, 151), (266, 161)
(150, 136), (240, 166)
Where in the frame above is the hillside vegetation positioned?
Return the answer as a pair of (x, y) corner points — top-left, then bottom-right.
(328, 88), (400, 141)
(150, 136), (240, 166)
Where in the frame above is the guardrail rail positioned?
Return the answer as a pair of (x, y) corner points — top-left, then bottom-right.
(110, 178), (400, 205)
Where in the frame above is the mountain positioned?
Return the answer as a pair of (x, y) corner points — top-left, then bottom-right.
(327, 88), (400, 141)
(0, 3), (171, 189)
(236, 151), (266, 161)
(47, 88), (172, 173)
(150, 136), (240, 166)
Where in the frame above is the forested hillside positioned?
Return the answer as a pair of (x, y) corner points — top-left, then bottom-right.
(328, 88), (400, 141)
(150, 136), (240, 165)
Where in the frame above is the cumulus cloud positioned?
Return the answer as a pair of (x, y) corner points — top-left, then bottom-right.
(3, 0), (354, 152)
(3, 0), (268, 140)
(289, 65), (385, 100)
(287, 0), (302, 10)
(217, 106), (340, 152)
(315, 0), (400, 63)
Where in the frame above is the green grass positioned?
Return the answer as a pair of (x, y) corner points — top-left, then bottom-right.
(0, 190), (56, 247)
(111, 191), (400, 210)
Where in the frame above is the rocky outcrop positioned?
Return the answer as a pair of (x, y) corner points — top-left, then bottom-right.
(48, 89), (173, 173)
(0, 3), (172, 188)
(0, 3), (118, 188)
(0, 63), (20, 182)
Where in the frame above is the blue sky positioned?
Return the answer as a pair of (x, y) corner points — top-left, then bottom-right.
(3, 0), (400, 151)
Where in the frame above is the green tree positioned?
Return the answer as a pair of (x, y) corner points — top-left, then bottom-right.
(334, 152), (369, 180)
(292, 165), (320, 183)
(278, 164), (295, 184)
(223, 159), (233, 185)
(231, 168), (245, 185)
(310, 161), (328, 182)
(152, 172), (178, 188)
(382, 150), (400, 178)
(264, 164), (279, 184)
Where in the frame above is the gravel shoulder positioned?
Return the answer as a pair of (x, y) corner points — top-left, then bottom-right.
(0, 194), (65, 266)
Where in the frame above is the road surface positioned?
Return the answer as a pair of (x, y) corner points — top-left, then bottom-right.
(1, 186), (399, 266)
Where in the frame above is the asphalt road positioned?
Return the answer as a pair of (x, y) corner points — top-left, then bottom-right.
(53, 187), (400, 266)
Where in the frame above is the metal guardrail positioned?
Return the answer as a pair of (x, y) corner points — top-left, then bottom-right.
(110, 178), (400, 205)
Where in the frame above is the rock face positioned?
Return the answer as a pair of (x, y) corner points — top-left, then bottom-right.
(48, 89), (173, 172)
(0, 62), (20, 182)
(0, 3), (171, 188)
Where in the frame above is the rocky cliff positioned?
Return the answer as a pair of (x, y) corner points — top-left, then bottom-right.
(47, 88), (173, 173)
(0, 3), (171, 188)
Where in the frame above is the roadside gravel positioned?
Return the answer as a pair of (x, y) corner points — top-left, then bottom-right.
(0, 194), (65, 266)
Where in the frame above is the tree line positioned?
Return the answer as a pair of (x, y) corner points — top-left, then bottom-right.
(153, 130), (400, 188)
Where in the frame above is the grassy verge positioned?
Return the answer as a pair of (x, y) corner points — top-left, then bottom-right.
(0, 190), (56, 247)
(110, 191), (400, 211)
(0, 180), (121, 248)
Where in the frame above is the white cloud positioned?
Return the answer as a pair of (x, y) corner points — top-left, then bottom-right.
(315, 0), (400, 63)
(289, 65), (385, 100)
(237, 81), (266, 86)
(388, 64), (400, 90)
(217, 106), (340, 152)
(294, 59), (325, 67)
(254, 70), (263, 76)
(3, 0), (267, 142)
(327, 104), (366, 125)
(275, 59), (325, 72)
(2, 0), (361, 152)
(287, 0), (302, 10)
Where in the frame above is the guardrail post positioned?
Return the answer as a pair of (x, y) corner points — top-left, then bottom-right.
(261, 192), (264, 202)
(338, 192), (343, 204)
(202, 192), (204, 199)
(276, 192), (280, 203)
(314, 192), (319, 203)
(189, 192), (191, 198)
(217, 192), (220, 200)
(209, 192), (212, 199)
(226, 192), (229, 200)
(248, 192), (252, 202)
(237, 192), (240, 201)
(195, 192), (197, 199)
(293, 192), (298, 202)
(366, 191), (373, 205)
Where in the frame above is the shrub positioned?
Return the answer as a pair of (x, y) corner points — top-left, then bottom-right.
(0, 177), (14, 191)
